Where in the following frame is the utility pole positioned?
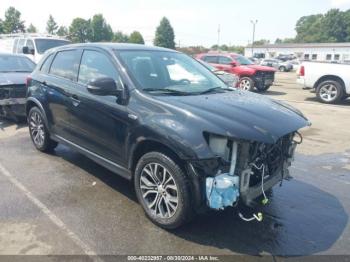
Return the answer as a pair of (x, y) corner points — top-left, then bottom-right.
(217, 24), (220, 50)
(250, 20), (258, 57)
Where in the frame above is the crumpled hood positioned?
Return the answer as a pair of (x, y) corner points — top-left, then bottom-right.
(157, 91), (310, 144)
(0, 72), (29, 86)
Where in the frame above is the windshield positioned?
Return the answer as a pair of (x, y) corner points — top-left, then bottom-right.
(34, 39), (70, 54)
(235, 55), (254, 65)
(0, 55), (35, 72)
(117, 50), (227, 95)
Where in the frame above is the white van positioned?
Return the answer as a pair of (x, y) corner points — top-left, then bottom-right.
(0, 34), (71, 63)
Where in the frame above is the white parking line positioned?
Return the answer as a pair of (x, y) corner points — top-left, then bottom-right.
(0, 162), (101, 258)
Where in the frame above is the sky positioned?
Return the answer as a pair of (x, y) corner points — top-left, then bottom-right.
(1, 0), (350, 47)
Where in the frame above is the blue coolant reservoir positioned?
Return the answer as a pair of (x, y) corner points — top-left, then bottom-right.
(206, 173), (240, 210)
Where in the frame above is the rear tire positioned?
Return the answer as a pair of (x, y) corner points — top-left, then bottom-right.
(134, 152), (193, 229)
(279, 66), (286, 72)
(238, 77), (254, 91)
(28, 107), (58, 152)
(316, 80), (344, 104)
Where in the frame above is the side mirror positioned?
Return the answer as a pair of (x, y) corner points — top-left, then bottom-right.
(22, 46), (35, 55)
(87, 77), (122, 96)
(230, 61), (237, 67)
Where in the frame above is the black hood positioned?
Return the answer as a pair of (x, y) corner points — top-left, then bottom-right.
(156, 90), (310, 144)
(0, 72), (29, 86)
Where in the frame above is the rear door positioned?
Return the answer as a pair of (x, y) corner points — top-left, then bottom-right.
(68, 48), (129, 165)
(44, 49), (82, 140)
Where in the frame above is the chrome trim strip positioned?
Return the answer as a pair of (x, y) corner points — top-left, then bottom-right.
(54, 135), (129, 173)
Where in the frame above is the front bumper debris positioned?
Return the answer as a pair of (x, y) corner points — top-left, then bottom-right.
(204, 132), (300, 209)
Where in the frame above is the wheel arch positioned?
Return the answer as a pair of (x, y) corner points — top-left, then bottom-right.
(129, 139), (185, 175)
(314, 75), (345, 91)
(26, 98), (49, 128)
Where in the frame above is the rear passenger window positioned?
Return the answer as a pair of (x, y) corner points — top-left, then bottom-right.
(40, 54), (54, 73)
(78, 50), (119, 84)
(203, 56), (218, 63)
(50, 50), (81, 81)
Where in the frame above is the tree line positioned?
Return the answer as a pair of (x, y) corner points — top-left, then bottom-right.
(253, 8), (350, 45)
(0, 7), (176, 49)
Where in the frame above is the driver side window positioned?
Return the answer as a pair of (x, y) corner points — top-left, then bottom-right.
(218, 56), (233, 65)
(78, 50), (119, 85)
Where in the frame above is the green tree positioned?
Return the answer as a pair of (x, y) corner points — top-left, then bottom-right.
(154, 17), (175, 49)
(56, 26), (68, 37)
(69, 18), (92, 43)
(253, 39), (270, 46)
(211, 44), (219, 50)
(0, 19), (4, 34)
(46, 15), (58, 34)
(128, 31), (144, 44)
(295, 14), (325, 42)
(322, 9), (347, 42)
(90, 14), (113, 42)
(27, 23), (37, 33)
(2, 7), (25, 33)
(113, 31), (129, 43)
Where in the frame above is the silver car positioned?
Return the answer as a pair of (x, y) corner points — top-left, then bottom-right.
(260, 59), (293, 72)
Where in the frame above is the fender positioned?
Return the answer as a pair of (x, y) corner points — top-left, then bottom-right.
(126, 125), (200, 171)
(26, 97), (50, 129)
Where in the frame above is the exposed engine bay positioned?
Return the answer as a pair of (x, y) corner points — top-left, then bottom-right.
(205, 132), (301, 210)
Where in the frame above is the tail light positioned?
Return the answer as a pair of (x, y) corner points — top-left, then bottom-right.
(26, 76), (32, 87)
(299, 66), (305, 76)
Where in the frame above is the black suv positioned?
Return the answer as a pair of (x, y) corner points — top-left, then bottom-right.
(26, 43), (309, 228)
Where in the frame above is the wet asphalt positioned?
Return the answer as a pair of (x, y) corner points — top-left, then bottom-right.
(0, 73), (349, 257)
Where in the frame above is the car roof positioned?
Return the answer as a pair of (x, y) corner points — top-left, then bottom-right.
(52, 43), (178, 53)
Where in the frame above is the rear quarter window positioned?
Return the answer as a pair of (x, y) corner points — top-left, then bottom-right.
(49, 50), (81, 81)
(40, 54), (54, 73)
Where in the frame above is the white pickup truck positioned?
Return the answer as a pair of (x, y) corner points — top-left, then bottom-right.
(297, 61), (350, 104)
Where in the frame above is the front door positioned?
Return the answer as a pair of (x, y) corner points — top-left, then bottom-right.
(68, 49), (129, 166)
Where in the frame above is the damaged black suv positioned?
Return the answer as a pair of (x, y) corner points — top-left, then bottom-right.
(26, 43), (309, 228)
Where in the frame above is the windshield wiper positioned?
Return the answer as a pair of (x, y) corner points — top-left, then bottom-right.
(143, 88), (189, 95)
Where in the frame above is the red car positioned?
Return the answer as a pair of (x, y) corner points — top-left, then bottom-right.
(195, 52), (276, 92)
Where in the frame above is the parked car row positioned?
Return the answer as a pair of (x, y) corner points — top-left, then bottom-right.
(195, 52), (276, 92)
(259, 58), (293, 72)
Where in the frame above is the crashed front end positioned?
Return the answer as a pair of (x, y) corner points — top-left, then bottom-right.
(190, 131), (302, 211)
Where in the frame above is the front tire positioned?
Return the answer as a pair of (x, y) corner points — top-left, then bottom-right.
(28, 107), (58, 152)
(316, 80), (344, 104)
(238, 77), (254, 91)
(134, 152), (193, 229)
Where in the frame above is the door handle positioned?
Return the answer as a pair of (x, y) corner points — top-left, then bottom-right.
(70, 94), (80, 106)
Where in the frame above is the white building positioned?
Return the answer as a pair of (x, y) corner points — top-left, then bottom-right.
(244, 43), (350, 62)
